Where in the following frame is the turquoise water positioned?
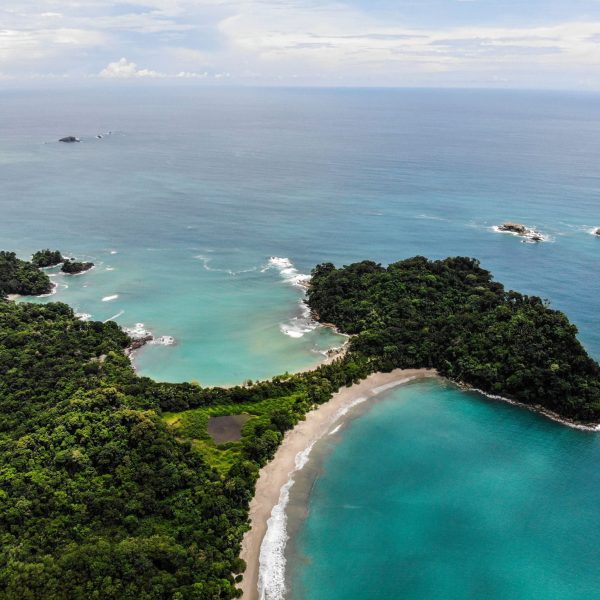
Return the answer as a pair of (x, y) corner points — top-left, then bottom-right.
(1, 87), (599, 387)
(288, 380), (600, 600)
(0, 87), (599, 596)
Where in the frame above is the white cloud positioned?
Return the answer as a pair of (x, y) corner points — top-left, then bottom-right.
(98, 57), (214, 79)
(98, 57), (163, 78)
(176, 70), (208, 78)
(1, 0), (600, 87)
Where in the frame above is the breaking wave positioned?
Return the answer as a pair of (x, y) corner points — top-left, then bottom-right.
(195, 254), (258, 276)
(258, 443), (316, 600)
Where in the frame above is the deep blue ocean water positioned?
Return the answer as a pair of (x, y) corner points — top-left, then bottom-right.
(0, 86), (599, 598)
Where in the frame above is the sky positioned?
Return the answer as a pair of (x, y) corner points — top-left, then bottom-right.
(2, 0), (600, 88)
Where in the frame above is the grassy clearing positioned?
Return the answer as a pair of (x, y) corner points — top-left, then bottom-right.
(163, 392), (304, 473)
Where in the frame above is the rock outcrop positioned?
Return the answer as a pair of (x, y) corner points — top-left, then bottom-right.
(497, 222), (544, 242)
(61, 260), (94, 274)
(59, 136), (80, 143)
(498, 222), (527, 235)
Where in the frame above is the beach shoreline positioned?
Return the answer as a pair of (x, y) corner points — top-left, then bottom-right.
(238, 367), (437, 600)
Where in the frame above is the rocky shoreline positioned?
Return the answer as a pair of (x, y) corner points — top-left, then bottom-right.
(123, 323), (176, 358)
(457, 381), (600, 431)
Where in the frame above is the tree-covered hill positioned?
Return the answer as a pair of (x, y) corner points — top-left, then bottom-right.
(307, 256), (600, 421)
(31, 249), (64, 268)
(1, 251), (599, 598)
(0, 251), (53, 297)
(0, 285), (369, 599)
(0, 299), (255, 599)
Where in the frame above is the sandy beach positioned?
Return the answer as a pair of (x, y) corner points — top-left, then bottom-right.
(239, 367), (437, 599)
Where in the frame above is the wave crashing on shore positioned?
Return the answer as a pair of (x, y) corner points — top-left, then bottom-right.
(258, 442), (316, 600)
(491, 225), (551, 243)
(123, 322), (176, 346)
(267, 257), (318, 340)
(267, 257), (311, 289)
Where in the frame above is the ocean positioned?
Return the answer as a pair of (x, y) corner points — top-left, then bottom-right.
(286, 379), (600, 600)
(1, 86), (599, 598)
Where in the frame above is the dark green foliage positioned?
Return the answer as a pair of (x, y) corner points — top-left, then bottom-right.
(3, 249), (596, 598)
(0, 298), (252, 599)
(0, 301), (130, 432)
(308, 256), (600, 421)
(61, 260), (94, 274)
(0, 252), (52, 297)
(0, 289), (371, 598)
(31, 249), (64, 268)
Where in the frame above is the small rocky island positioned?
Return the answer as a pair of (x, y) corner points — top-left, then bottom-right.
(59, 136), (80, 143)
(61, 259), (94, 274)
(497, 222), (543, 242)
(31, 249), (64, 268)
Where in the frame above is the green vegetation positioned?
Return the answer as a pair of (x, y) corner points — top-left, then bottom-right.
(1, 250), (598, 598)
(0, 251), (52, 297)
(0, 259), (370, 598)
(163, 393), (304, 475)
(31, 249), (64, 268)
(308, 256), (600, 421)
(61, 259), (94, 274)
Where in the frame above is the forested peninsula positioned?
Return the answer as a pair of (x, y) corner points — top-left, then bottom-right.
(308, 257), (600, 421)
(0, 252), (598, 599)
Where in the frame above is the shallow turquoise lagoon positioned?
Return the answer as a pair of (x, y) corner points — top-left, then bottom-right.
(288, 380), (600, 600)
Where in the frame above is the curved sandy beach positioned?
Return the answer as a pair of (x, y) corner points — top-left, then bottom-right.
(239, 368), (438, 599)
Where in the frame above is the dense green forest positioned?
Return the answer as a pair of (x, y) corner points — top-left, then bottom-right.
(0, 251), (53, 297)
(1, 252), (598, 598)
(308, 256), (600, 421)
(31, 249), (64, 268)
(0, 255), (370, 599)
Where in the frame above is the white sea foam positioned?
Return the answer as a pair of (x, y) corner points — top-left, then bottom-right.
(123, 322), (151, 338)
(104, 310), (124, 322)
(334, 396), (368, 420)
(587, 227), (599, 236)
(329, 423), (343, 435)
(195, 254), (258, 276)
(267, 257), (318, 339)
(372, 377), (416, 395)
(75, 313), (92, 321)
(38, 282), (59, 298)
(279, 300), (318, 339)
(105, 267), (115, 271)
(267, 256), (311, 289)
(151, 335), (176, 346)
(416, 213), (447, 221)
(109, 250), (118, 255)
(102, 294), (119, 302)
(470, 387), (600, 432)
(122, 323), (176, 346)
(258, 442), (316, 600)
(491, 225), (551, 243)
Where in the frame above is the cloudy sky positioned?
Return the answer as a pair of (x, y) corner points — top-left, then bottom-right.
(3, 0), (600, 88)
